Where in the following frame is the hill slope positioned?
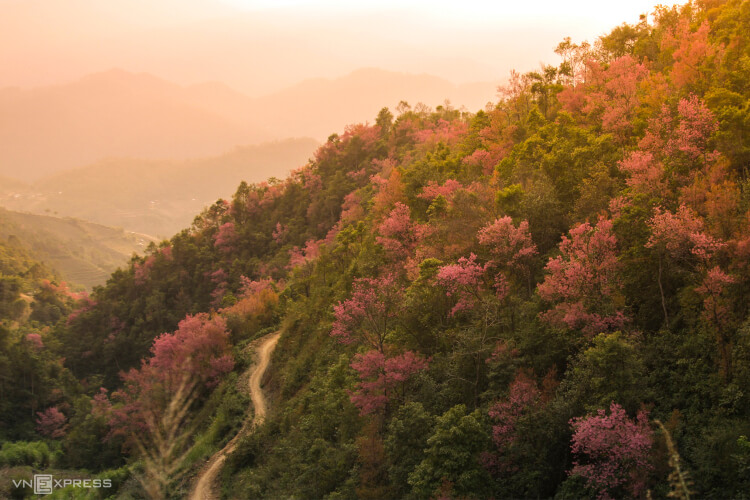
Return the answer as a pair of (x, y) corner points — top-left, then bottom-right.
(0, 138), (319, 237)
(0, 208), (153, 288)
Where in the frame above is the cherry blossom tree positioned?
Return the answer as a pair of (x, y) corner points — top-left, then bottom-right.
(639, 94), (719, 178)
(107, 314), (234, 442)
(618, 151), (665, 196)
(272, 222), (288, 244)
(331, 275), (402, 353)
(662, 19), (713, 89)
(288, 239), (322, 269)
(376, 203), (419, 260)
(489, 372), (539, 447)
(134, 255), (156, 286)
(213, 221), (238, 254)
(584, 55), (649, 143)
(478, 217), (538, 292)
(417, 180), (463, 202)
(434, 254), (493, 317)
(36, 406), (68, 438)
(671, 94), (719, 163)
(647, 205), (722, 263)
(349, 350), (429, 415)
(413, 118), (468, 148)
(569, 403), (652, 499)
(537, 217), (627, 336)
(26, 333), (44, 350)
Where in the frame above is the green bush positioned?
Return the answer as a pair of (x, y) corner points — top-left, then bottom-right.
(0, 441), (54, 468)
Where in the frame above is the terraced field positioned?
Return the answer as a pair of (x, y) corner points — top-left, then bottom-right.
(0, 208), (156, 289)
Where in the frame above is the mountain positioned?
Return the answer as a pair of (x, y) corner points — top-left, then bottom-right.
(0, 68), (496, 181)
(0, 70), (269, 181)
(0, 207), (153, 289)
(253, 68), (497, 139)
(0, 138), (319, 237)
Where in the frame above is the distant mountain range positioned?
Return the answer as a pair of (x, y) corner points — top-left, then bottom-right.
(0, 207), (154, 289)
(0, 138), (319, 237)
(0, 68), (497, 181)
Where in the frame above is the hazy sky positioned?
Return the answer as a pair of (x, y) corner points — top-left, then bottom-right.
(1, 0), (672, 95)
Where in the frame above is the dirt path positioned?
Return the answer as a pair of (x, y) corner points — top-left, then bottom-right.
(189, 332), (281, 500)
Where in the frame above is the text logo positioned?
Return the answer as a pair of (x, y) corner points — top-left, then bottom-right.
(11, 474), (112, 495)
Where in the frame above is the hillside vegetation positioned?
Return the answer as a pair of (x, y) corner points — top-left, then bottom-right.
(0, 208), (151, 289)
(2, 1), (750, 498)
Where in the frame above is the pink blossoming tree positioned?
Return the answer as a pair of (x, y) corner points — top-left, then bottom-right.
(36, 406), (68, 438)
(349, 350), (429, 415)
(331, 275), (403, 353)
(106, 314), (234, 443)
(569, 403), (652, 500)
(376, 202), (420, 260)
(537, 217), (627, 336)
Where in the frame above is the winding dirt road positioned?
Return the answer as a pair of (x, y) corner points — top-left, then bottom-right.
(189, 332), (281, 500)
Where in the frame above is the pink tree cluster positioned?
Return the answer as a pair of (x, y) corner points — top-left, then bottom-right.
(204, 268), (229, 307)
(213, 221), (238, 254)
(314, 123), (381, 165)
(36, 406), (68, 438)
(477, 217), (538, 274)
(66, 294), (97, 326)
(238, 276), (273, 297)
(646, 205), (723, 262)
(662, 19), (713, 89)
(349, 350), (429, 415)
(569, 403), (652, 500)
(331, 275), (402, 353)
(272, 222), (288, 244)
(462, 149), (498, 176)
(159, 245), (173, 260)
(583, 55), (649, 141)
(376, 203), (420, 260)
(640, 94), (719, 170)
(106, 314), (234, 441)
(618, 151), (665, 196)
(288, 238), (322, 269)
(696, 266), (736, 326)
(144, 314), (234, 388)
(435, 253), (499, 317)
(132, 246), (173, 286)
(302, 169), (323, 193)
(488, 372), (540, 455)
(26, 333), (44, 350)
(340, 191), (365, 225)
(417, 180), (463, 202)
(134, 255), (156, 286)
(537, 217), (627, 336)
(671, 94), (719, 162)
(413, 118), (468, 147)
(697, 266), (737, 381)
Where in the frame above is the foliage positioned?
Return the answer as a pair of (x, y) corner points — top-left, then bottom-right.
(569, 403), (653, 499)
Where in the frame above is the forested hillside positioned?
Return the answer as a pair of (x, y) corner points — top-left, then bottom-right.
(2, 1), (750, 498)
